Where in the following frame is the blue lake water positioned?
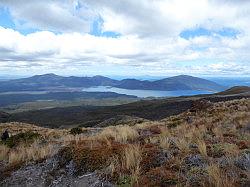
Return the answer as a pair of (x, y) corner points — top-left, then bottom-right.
(82, 86), (214, 98)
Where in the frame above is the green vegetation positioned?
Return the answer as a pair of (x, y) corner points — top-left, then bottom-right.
(69, 127), (83, 135)
(4, 131), (40, 148)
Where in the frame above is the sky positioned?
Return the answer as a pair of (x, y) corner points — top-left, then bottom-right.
(0, 0), (249, 77)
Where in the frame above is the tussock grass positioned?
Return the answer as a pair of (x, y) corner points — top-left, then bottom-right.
(0, 144), (9, 161)
(8, 142), (55, 164)
(212, 127), (224, 139)
(99, 125), (139, 142)
(222, 143), (239, 156)
(122, 144), (142, 184)
(196, 139), (207, 157)
(175, 138), (190, 153)
(207, 164), (235, 187)
(159, 136), (171, 150)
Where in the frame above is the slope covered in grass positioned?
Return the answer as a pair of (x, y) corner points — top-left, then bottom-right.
(0, 98), (249, 186)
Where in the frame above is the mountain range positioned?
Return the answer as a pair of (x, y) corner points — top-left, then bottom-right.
(0, 74), (225, 92)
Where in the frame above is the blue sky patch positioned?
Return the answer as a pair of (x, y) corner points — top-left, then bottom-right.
(0, 7), (15, 28)
(90, 17), (121, 38)
(180, 27), (239, 39)
(0, 7), (40, 35)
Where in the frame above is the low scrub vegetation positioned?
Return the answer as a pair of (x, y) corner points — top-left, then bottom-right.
(4, 131), (40, 148)
(69, 127), (84, 135)
(0, 98), (249, 186)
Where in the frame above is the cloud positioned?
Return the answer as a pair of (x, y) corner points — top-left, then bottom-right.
(0, 0), (96, 33)
(0, 0), (249, 76)
(0, 26), (249, 76)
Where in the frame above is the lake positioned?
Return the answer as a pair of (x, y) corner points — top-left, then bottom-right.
(82, 86), (214, 98)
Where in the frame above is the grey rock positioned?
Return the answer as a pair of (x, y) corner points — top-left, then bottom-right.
(184, 154), (207, 168)
(235, 153), (250, 171)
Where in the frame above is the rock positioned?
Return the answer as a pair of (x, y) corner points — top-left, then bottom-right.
(1, 156), (115, 187)
(235, 153), (250, 171)
(184, 154), (207, 169)
(216, 156), (232, 168)
(189, 144), (198, 149)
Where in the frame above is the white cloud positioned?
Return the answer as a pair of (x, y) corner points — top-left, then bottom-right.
(0, 0), (96, 33)
(0, 0), (250, 76)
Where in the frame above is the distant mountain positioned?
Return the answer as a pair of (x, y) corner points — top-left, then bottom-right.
(0, 74), (225, 92)
(107, 75), (224, 91)
(155, 75), (225, 91)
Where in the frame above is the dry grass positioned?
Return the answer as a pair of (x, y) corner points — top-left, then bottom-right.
(6, 142), (56, 164)
(0, 144), (9, 161)
(147, 136), (159, 144)
(196, 139), (207, 157)
(1, 98), (249, 186)
(175, 137), (190, 153)
(212, 127), (224, 139)
(106, 155), (120, 177)
(159, 136), (171, 150)
(8, 142), (55, 164)
(222, 143), (240, 156)
(146, 134), (171, 150)
(0, 122), (67, 140)
(207, 164), (235, 187)
(62, 134), (86, 145)
(99, 125), (139, 142)
(121, 144), (142, 184)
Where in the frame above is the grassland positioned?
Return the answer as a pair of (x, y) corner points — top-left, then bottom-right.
(0, 98), (249, 186)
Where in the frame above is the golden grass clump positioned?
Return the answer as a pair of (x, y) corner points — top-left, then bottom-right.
(99, 125), (139, 142)
(175, 137), (190, 154)
(222, 143), (240, 156)
(212, 126), (224, 138)
(8, 142), (55, 164)
(159, 136), (170, 150)
(0, 144), (10, 161)
(207, 164), (235, 187)
(122, 144), (142, 184)
(196, 139), (207, 157)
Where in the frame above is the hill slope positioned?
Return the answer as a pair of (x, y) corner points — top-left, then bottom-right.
(0, 74), (225, 92)
(1, 98), (249, 186)
(154, 75), (224, 91)
(6, 90), (249, 128)
(217, 86), (250, 95)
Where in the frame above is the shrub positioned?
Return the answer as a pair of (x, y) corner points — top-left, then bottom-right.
(69, 127), (83, 135)
(5, 131), (40, 148)
(117, 175), (132, 187)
